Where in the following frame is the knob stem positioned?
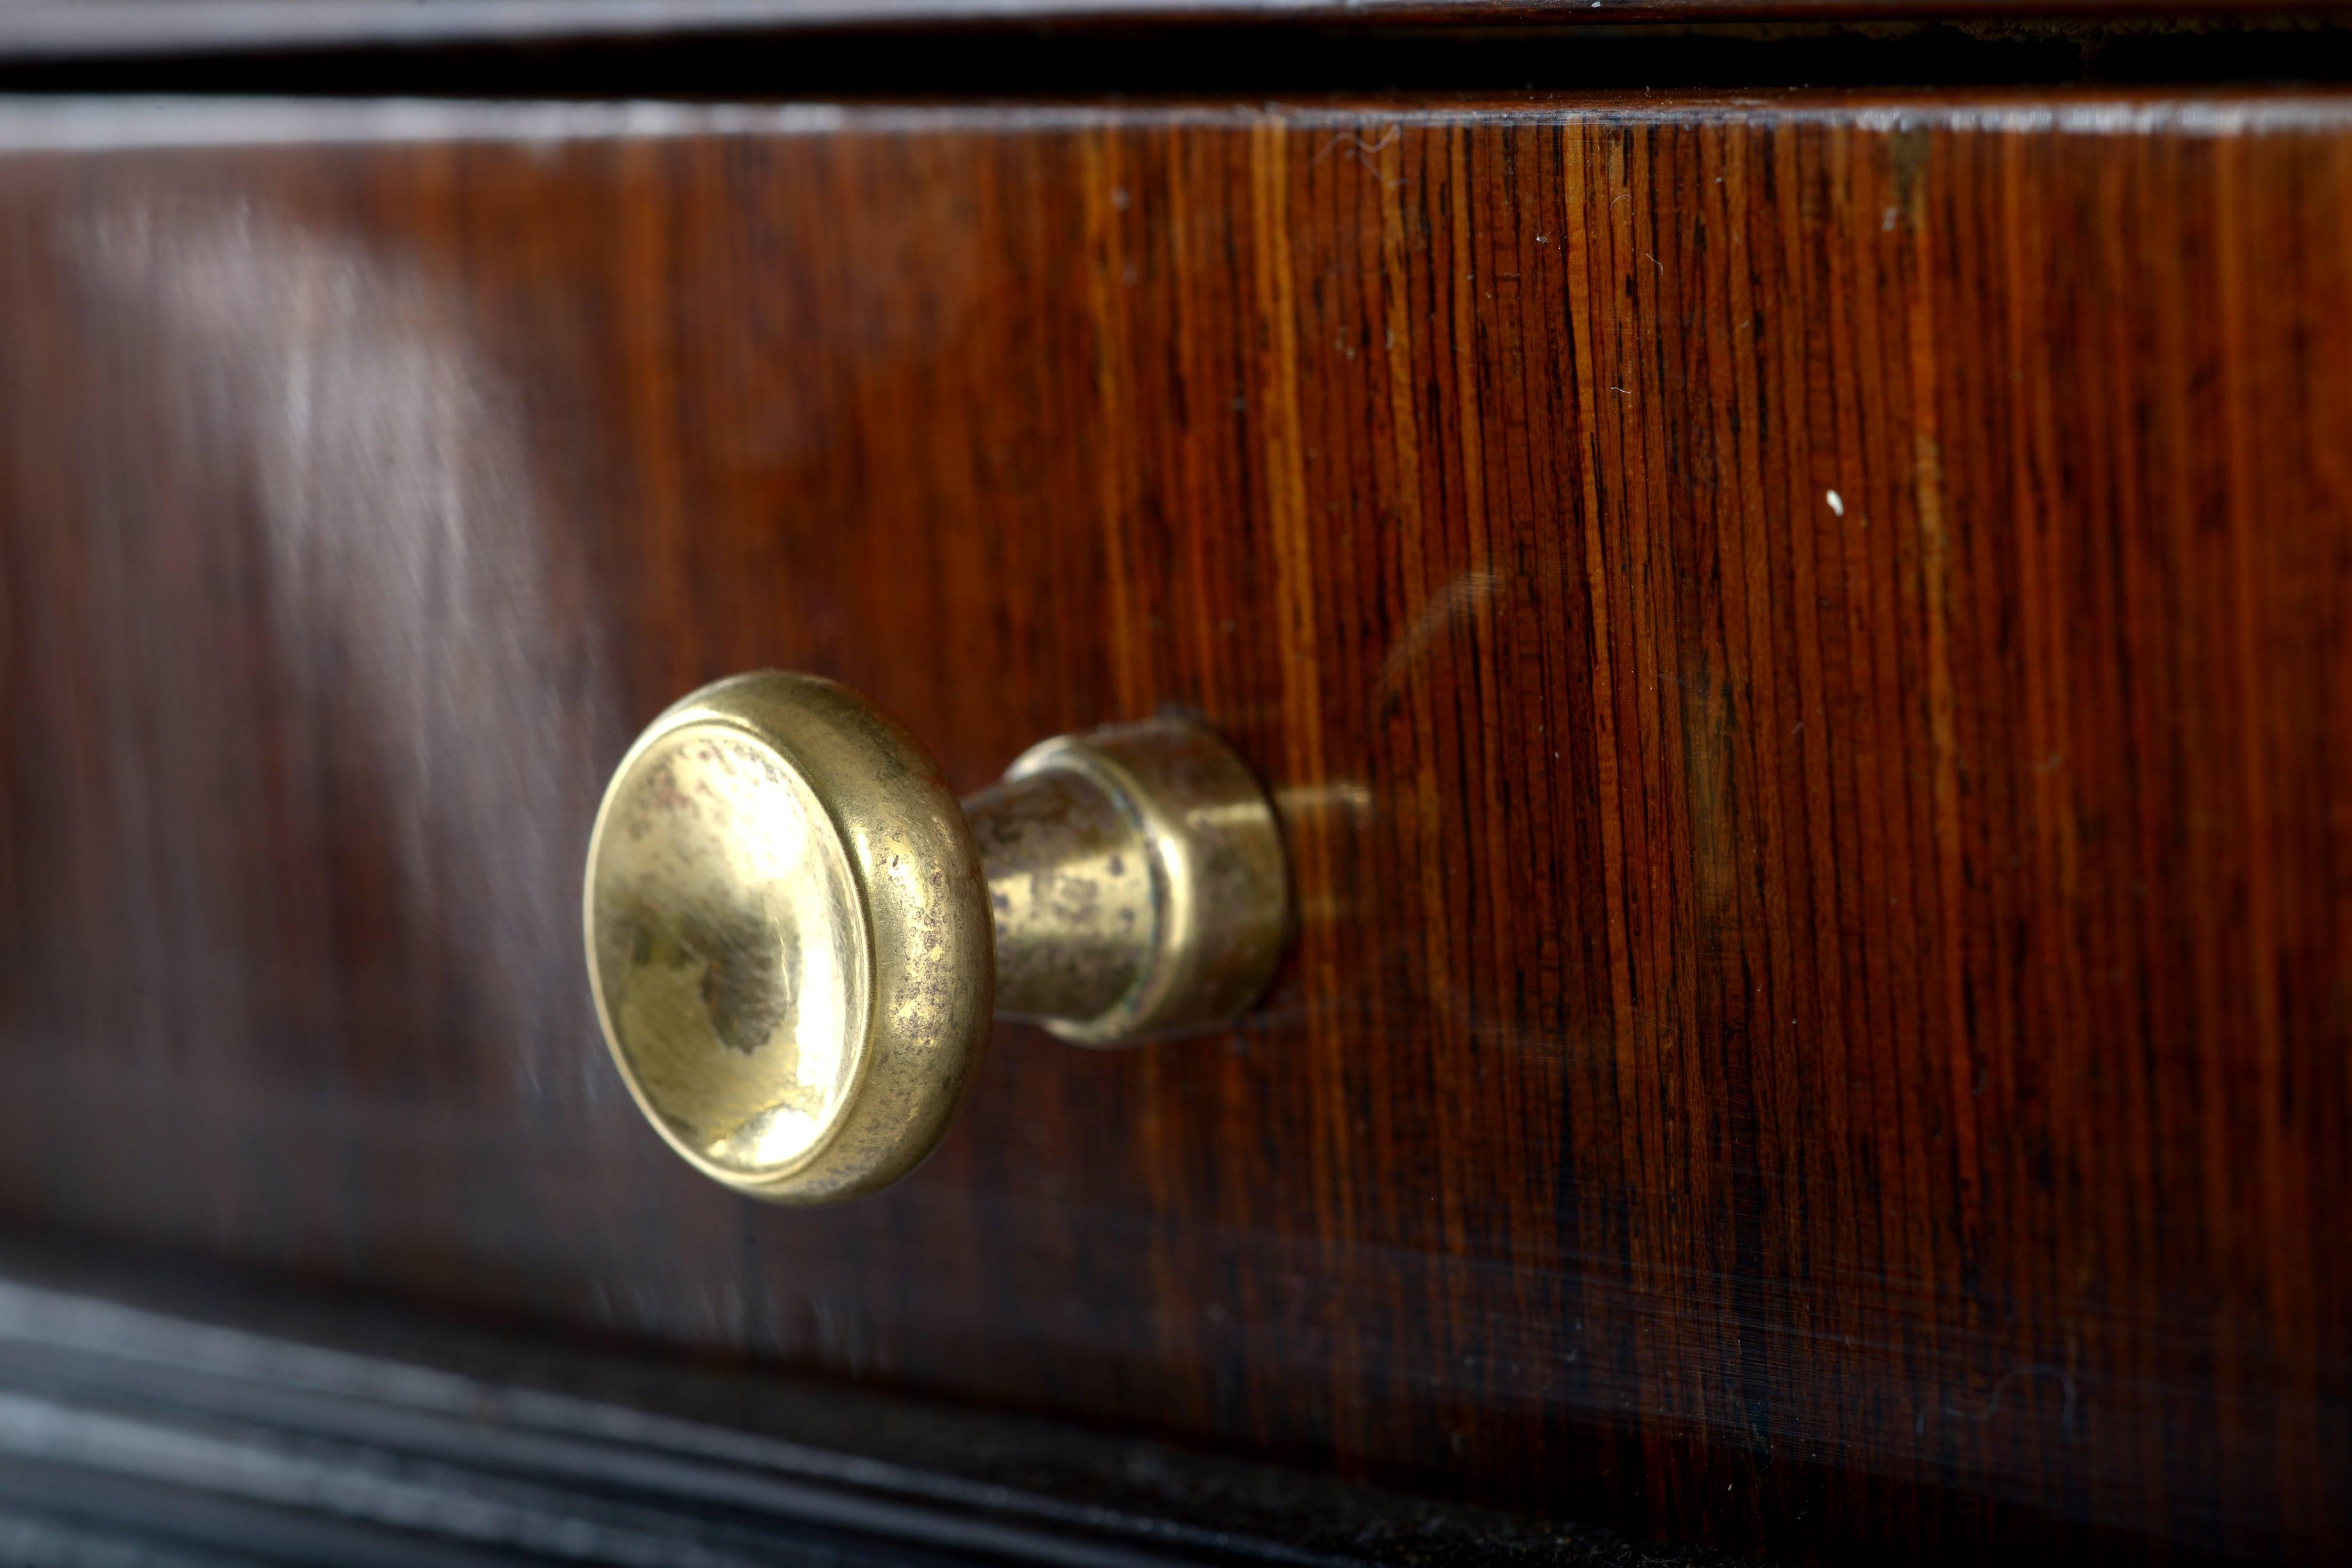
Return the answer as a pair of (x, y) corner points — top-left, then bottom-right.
(966, 767), (1151, 1027)
(965, 719), (1289, 1047)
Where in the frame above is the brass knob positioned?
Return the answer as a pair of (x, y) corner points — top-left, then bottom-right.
(583, 672), (1289, 1203)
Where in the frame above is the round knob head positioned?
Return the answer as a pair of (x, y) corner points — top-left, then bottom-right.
(583, 673), (992, 1203)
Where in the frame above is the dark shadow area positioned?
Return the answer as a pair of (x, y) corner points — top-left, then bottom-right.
(5, 18), (2352, 96)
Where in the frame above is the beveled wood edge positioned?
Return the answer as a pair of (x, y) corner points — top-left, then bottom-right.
(0, 88), (2349, 153)
(0, 1237), (1756, 1567)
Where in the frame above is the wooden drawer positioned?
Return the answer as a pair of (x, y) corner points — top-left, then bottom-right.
(0, 92), (2345, 1562)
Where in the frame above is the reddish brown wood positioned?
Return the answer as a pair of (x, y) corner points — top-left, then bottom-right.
(0, 92), (2346, 1562)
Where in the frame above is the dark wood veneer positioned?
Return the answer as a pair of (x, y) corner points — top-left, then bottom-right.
(0, 92), (2345, 1563)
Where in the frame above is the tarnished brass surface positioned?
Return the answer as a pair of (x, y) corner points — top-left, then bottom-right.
(963, 768), (1149, 1028)
(979, 721), (1290, 1046)
(584, 673), (993, 1204)
(585, 674), (1290, 1201)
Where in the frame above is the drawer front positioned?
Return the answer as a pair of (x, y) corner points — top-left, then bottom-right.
(0, 94), (2346, 1562)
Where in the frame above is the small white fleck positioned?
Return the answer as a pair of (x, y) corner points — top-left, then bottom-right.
(1826, 489), (1845, 517)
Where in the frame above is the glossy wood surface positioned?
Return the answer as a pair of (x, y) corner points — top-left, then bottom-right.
(0, 93), (2346, 1563)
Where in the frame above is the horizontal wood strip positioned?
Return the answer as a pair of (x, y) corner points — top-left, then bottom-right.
(0, 92), (2343, 1561)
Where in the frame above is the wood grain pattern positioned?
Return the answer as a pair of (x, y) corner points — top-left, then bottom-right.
(0, 92), (2345, 1563)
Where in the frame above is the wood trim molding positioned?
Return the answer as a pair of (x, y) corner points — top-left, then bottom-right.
(0, 1245), (1740, 1568)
